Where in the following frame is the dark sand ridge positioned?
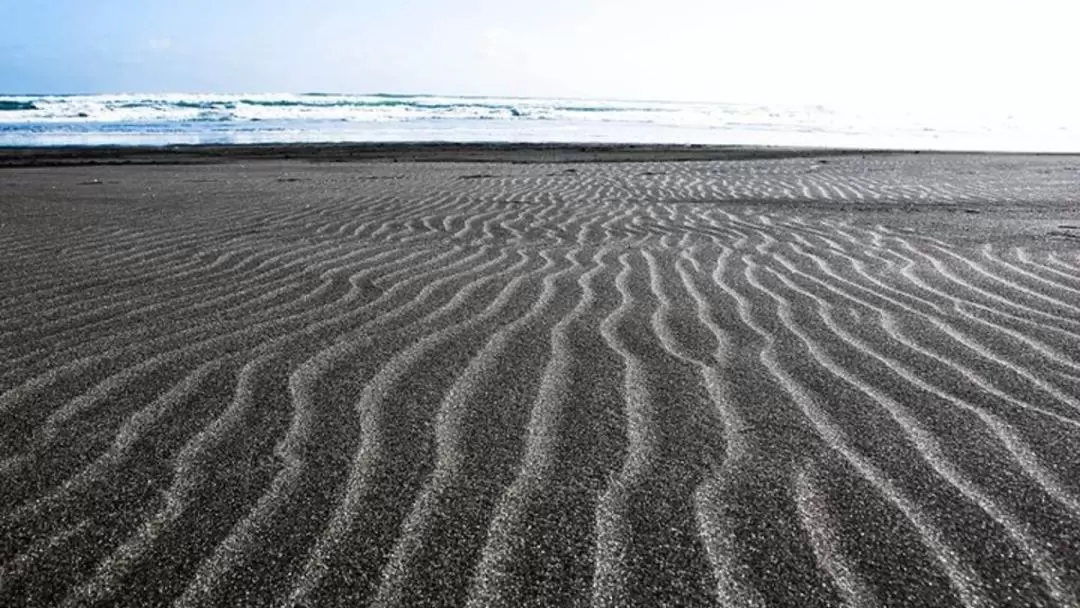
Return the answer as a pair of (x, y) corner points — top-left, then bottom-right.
(2, 148), (1080, 606)
(0, 143), (893, 168)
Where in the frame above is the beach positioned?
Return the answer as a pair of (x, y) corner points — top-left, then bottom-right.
(2, 146), (1080, 607)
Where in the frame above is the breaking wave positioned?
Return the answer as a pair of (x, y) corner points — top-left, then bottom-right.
(0, 101), (38, 112)
(0, 93), (1077, 151)
(0, 94), (657, 124)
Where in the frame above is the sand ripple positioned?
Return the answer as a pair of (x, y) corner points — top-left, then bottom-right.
(2, 154), (1080, 606)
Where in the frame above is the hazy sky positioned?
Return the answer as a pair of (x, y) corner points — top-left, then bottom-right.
(1, 0), (1076, 112)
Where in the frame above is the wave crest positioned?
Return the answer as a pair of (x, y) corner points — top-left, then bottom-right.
(0, 100), (38, 111)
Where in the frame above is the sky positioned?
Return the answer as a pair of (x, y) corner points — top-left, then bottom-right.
(1, 0), (1077, 114)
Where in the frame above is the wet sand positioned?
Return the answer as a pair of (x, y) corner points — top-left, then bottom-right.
(2, 147), (1080, 607)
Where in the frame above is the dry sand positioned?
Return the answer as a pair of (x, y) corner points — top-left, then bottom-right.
(2, 147), (1080, 607)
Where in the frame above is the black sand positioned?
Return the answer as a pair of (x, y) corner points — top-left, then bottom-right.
(2, 146), (1080, 607)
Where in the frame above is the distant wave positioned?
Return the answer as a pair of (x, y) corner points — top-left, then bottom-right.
(0, 93), (1077, 151)
(0, 94), (660, 124)
(0, 101), (38, 111)
(362, 92), (438, 99)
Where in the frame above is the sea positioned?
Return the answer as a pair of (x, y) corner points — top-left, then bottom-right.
(1, 93), (1076, 152)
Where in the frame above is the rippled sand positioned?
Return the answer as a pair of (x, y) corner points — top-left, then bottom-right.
(2, 150), (1080, 607)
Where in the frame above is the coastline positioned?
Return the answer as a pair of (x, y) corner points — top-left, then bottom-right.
(0, 142), (1029, 168)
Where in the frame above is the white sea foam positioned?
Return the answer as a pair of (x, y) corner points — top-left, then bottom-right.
(0, 93), (1076, 151)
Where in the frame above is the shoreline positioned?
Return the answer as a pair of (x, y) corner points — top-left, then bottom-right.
(4, 141), (1074, 168)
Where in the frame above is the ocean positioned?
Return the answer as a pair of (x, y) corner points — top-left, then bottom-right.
(1, 93), (1076, 152)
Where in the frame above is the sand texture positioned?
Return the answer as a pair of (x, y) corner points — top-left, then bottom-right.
(2, 150), (1080, 607)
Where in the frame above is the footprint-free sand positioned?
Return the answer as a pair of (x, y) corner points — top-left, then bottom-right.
(3, 146), (1080, 607)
